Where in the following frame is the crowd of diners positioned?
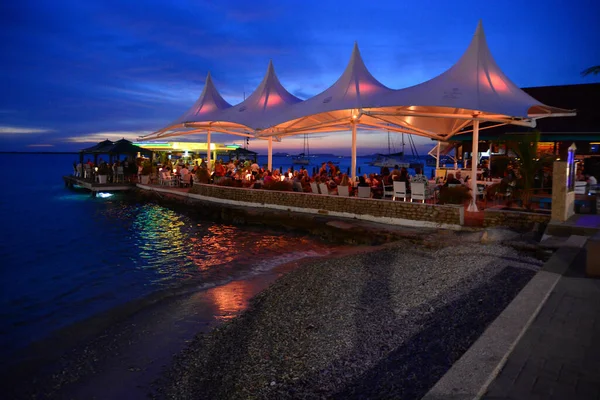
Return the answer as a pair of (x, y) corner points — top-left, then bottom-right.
(73, 156), (598, 201)
(73, 158), (138, 181)
(175, 159), (459, 199)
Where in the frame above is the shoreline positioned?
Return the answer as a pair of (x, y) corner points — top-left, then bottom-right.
(2, 241), (379, 399)
(152, 238), (545, 400)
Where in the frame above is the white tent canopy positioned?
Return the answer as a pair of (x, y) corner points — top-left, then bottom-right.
(210, 60), (302, 130)
(142, 21), (575, 209)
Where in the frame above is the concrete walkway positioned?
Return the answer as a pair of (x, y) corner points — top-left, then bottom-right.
(482, 250), (600, 399)
(423, 235), (599, 400)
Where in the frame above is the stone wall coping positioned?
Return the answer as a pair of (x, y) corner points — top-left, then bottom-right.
(137, 183), (465, 230)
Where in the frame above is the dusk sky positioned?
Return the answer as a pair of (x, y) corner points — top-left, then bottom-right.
(1, 0), (598, 155)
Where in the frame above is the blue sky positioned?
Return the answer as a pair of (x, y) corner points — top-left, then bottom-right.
(1, 0), (598, 155)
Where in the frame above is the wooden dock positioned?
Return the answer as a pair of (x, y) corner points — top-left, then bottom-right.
(62, 175), (135, 196)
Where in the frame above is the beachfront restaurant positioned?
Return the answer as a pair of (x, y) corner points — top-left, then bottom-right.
(131, 22), (590, 229)
(135, 141), (248, 167)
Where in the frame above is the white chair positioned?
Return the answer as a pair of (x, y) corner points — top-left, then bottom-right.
(338, 186), (350, 197)
(162, 172), (175, 187)
(574, 181), (588, 195)
(383, 182), (394, 199)
(116, 166), (124, 183)
(357, 186), (371, 198)
(476, 183), (486, 199)
(392, 181), (407, 201)
(411, 182), (430, 203)
(180, 173), (191, 187)
(310, 182), (319, 194)
(318, 183), (329, 195)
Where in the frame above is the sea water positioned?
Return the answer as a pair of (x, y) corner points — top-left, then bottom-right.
(0, 153), (338, 358)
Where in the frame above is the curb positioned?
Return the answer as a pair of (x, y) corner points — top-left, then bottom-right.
(421, 235), (587, 400)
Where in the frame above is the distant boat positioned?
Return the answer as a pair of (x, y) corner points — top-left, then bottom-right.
(369, 153), (410, 168)
(292, 152), (310, 165)
(292, 134), (311, 165)
(369, 131), (419, 169)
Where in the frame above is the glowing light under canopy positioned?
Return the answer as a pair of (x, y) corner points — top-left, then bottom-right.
(97, 192), (113, 198)
(136, 142), (240, 152)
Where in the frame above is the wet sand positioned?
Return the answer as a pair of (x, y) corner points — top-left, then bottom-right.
(153, 238), (544, 400)
(3, 246), (369, 399)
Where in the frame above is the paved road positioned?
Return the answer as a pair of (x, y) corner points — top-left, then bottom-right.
(483, 250), (600, 400)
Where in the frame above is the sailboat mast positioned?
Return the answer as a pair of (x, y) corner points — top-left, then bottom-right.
(402, 133), (405, 155)
(305, 134), (309, 157)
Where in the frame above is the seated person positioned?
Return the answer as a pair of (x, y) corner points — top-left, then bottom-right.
(357, 176), (370, 187)
(444, 173), (462, 187)
(263, 171), (274, 185)
(587, 174), (598, 186)
(411, 167), (428, 187)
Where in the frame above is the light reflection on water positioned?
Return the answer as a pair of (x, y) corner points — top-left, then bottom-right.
(2, 189), (334, 357)
(119, 203), (329, 288)
(208, 280), (253, 321)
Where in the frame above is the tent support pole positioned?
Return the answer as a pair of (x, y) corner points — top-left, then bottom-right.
(488, 141), (492, 178)
(436, 141), (441, 169)
(454, 144), (459, 169)
(206, 130), (211, 172)
(268, 137), (273, 171)
(351, 121), (357, 182)
(468, 119), (480, 212)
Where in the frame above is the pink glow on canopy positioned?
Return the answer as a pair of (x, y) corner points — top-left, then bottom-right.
(480, 71), (509, 93)
(358, 81), (378, 94)
(261, 93), (283, 108)
(198, 103), (215, 113)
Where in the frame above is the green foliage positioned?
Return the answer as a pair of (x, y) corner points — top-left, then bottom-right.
(141, 160), (152, 175)
(507, 131), (555, 209)
(490, 155), (511, 177)
(438, 185), (471, 204)
(581, 65), (600, 76)
(263, 180), (293, 192)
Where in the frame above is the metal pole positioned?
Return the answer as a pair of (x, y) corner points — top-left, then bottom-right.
(488, 141), (492, 179)
(206, 130), (211, 172)
(454, 144), (459, 170)
(351, 121), (357, 182)
(468, 119), (480, 212)
(268, 137), (273, 171)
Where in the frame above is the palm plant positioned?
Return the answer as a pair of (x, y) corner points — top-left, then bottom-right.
(581, 66), (600, 76)
(507, 131), (555, 209)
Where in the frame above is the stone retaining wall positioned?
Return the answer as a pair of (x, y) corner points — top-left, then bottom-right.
(484, 208), (550, 230)
(179, 184), (464, 228)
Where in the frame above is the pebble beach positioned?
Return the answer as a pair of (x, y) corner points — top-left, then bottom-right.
(153, 235), (544, 399)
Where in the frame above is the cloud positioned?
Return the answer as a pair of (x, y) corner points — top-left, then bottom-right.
(27, 144), (54, 147)
(0, 126), (55, 134)
(65, 131), (152, 143)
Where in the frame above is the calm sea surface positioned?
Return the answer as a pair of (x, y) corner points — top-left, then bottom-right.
(0, 153), (345, 357)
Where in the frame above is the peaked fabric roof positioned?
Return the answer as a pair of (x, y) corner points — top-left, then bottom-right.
(143, 21), (574, 142)
(199, 60), (301, 130)
(265, 43), (394, 133)
(173, 72), (232, 125)
(377, 21), (568, 118)
(361, 21), (574, 138)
